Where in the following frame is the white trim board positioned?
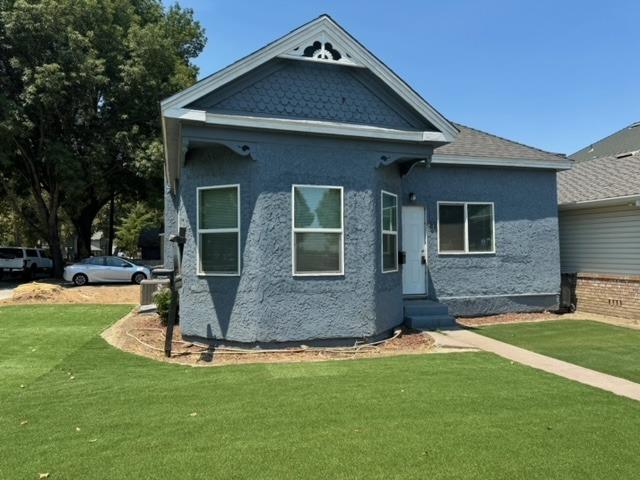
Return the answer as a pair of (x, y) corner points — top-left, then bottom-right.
(163, 108), (450, 144)
(431, 154), (572, 171)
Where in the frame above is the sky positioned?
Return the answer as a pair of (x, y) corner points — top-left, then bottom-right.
(165, 0), (640, 155)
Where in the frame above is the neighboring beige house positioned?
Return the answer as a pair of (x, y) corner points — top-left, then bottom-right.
(558, 122), (640, 319)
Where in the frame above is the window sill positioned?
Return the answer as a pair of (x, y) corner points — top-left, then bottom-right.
(197, 272), (241, 277)
(293, 272), (345, 277)
(437, 251), (496, 256)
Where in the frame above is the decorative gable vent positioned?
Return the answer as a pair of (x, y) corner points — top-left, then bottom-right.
(280, 32), (359, 66)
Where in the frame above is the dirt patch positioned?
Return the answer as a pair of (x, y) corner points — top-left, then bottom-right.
(1, 279), (138, 305)
(457, 311), (562, 327)
(103, 311), (436, 367)
(556, 311), (640, 330)
(457, 310), (640, 330)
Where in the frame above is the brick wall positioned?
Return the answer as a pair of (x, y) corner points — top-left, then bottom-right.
(575, 273), (640, 319)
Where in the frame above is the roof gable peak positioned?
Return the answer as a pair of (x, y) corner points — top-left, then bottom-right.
(161, 15), (457, 141)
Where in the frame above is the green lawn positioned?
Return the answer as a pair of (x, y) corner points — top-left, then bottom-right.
(1, 306), (640, 479)
(478, 320), (640, 383)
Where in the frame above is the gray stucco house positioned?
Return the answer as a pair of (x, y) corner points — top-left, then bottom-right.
(161, 15), (571, 344)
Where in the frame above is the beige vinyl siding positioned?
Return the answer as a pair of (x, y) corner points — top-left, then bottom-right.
(559, 204), (640, 275)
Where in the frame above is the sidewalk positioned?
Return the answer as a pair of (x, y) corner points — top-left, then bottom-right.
(441, 329), (640, 402)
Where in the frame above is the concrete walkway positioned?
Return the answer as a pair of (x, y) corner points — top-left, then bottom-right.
(0, 281), (19, 301)
(441, 329), (640, 402)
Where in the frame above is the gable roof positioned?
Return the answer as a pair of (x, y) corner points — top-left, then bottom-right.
(570, 121), (640, 162)
(187, 60), (432, 131)
(433, 124), (571, 169)
(558, 152), (640, 206)
(162, 14), (457, 142)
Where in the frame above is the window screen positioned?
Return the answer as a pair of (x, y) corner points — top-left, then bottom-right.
(198, 186), (240, 275)
(381, 191), (398, 272)
(438, 203), (494, 254)
(293, 186), (343, 275)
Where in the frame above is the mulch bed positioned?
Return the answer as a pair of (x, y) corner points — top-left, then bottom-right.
(102, 311), (436, 367)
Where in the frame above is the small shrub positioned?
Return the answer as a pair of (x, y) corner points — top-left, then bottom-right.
(153, 287), (172, 325)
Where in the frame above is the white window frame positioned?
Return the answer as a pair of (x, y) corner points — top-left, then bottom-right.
(196, 184), (241, 276)
(381, 190), (399, 273)
(291, 184), (344, 276)
(437, 201), (495, 255)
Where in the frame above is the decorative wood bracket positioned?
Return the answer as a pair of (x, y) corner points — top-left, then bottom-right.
(377, 154), (431, 176)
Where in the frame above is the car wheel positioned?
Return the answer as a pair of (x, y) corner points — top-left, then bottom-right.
(132, 272), (146, 285)
(73, 273), (89, 287)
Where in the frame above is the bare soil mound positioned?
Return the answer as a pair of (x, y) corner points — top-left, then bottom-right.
(3, 280), (139, 305)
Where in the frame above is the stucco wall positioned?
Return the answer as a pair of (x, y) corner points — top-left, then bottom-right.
(403, 164), (561, 315)
(166, 134), (562, 340)
(173, 134), (411, 343)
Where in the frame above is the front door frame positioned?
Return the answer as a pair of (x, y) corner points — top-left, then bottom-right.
(401, 205), (428, 296)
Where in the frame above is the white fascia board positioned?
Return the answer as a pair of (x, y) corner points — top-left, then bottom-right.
(317, 18), (458, 142)
(164, 108), (207, 122)
(160, 16), (458, 141)
(166, 107), (448, 143)
(162, 116), (182, 191)
(432, 154), (573, 170)
(559, 194), (640, 210)
(204, 112), (448, 142)
(161, 17), (333, 111)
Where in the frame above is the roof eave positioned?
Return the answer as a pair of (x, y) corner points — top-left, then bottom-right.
(432, 154), (573, 170)
(164, 108), (448, 143)
(559, 194), (640, 210)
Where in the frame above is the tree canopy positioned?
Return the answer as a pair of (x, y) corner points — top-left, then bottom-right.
(0, 0), (205, 274)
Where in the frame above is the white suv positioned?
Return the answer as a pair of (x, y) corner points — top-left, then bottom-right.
(0, 247), (53, 279)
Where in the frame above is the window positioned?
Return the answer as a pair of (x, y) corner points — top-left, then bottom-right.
(0, 248), (22, 259)
(106, 257), (132, 268)
(197, 185), (240, 275)
(82, 256), (106, 265)
(438, 202), (494, 254)
(26, 249), (38, 257)
(381, 191), (398, 272)
(292, 185), (343, 275)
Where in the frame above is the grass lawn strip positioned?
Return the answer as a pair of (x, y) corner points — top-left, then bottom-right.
(478, 319), (640, 384)
(1, 306), (639, 479)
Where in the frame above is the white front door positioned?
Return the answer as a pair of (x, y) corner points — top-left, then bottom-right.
(402, 206), (427, 295)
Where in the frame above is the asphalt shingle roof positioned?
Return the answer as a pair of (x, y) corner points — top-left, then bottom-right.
(557, 152), (640, 204)
(435, 123), (566, 163)
(570, 121), (640, 162)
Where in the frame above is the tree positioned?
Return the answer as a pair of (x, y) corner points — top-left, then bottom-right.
(0, 199), (41, 246)
(0, 0), (205, 274)
(115, 202), (161, 257)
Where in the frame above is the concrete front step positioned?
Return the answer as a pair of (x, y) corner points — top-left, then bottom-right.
(403, 301), (450, 316)
(403, 299), (455, 330)
(405, 314), (456, 330)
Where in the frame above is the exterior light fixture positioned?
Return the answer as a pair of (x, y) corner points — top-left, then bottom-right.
(409, 192), (417, 203)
